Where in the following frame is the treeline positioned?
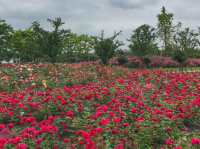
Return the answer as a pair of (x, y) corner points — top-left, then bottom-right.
(0, 6), (200, 64)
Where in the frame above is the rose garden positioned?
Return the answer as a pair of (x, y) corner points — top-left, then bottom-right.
(0, 56), (200, 149)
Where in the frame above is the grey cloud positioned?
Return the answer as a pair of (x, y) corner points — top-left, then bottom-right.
(0, 0), (200, 49)
(109, 0), (159, 9)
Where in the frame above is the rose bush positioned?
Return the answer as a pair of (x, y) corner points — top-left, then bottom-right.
(0, 63), (200, 148)
(109, 55), (200, 68)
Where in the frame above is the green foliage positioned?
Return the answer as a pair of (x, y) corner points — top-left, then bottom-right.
(75, 34), (94, 61)
(192, 49), (200, 58)
(67, 57), (77, 63)
(173, 27), (199, 58)
(0, 18), (13, 62)
(142, 56), (152, 68)
(172, 49), (186, 72)
(62, 33), (77, 55)
(31, 18), (71, 64)
(157, 6), (181, 57)
(117, 56), (128, 66)
(172, 49), (186, 63)
(88, 53), (99, 61)
(164, 44), (176, 57)
(92, 30), (124, 65)
(127, 24), (157, 57)
(11, 28), (40, 63)
(62, 33), (94, 62)
(115, 49), (125, 56)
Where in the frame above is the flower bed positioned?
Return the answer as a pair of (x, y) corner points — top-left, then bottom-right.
(0, 63), (200, 148)
(109, 55), (200, 68)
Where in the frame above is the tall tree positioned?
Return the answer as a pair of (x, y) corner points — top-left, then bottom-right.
(172, 49), (186, 72)
(62, 33), (78, 56)
(62, 33), (94, 62)
(92, 30), (124, 65)
(198, 26), (200, 47)
(115, 49), (125, 56)
(157, 6), (177, 57)
(75, 34), (94, 61)
(11, 28), (40, 63)
(173, 27), (199, 58)
(31, 18), (71, 64)
(127, 24), (157, 57)
(173, 27), (199, 71)
(0, 18), (13, 62)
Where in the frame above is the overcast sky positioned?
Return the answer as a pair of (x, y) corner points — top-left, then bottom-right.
(1, 0), (200, 49)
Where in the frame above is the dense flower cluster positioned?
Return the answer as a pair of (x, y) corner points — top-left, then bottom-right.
(0, 63), (200, 148)
(0, 62), (128, 93)
(187, 58), (200, 66)
(109, 55), (200, 68)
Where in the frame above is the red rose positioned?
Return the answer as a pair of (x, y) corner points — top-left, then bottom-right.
(174, 146), (182, 149)
(191, 137), (200, 144)
(131, 108), (137, 113)
(36, 138), (42, 144)
(16, 143), (27, 149)
(131, 142), (135, 147)
(167, 126), (172, 131)
(166, 138), (174, 146)
(7, 123), (14, 129)
(166, 112), (173, 118)
(0, 124), (5, 130)
(78, 140), (84, 145)
(48, 115), (54, 121)
(55, 134), (60, 139)
(63, 138), (69, 143)
(96, 127), (103, 133)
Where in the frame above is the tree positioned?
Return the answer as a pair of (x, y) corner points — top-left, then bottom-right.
(11, 28), (39, 63)
(0, 18), (13, 62)
(197, 26), (200, 48)
(92, 30), (124, 65)
(75, 34), (94, 61)
(127, 24), (157, 57)
(115, 49), (125, 56)
(173, 27), (199, 71)
(172, 49), (186, 72)
(117, 56), (128, 66)
(31, 18), (71, 64)
(174, 27), (199, 58)
(62, 33), (78, 56)
(62, 33), (94, 62)
(157, 6), (178, 57)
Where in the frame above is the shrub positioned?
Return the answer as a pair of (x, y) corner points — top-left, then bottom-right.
(117, 56), (128, 66)
(172, 50), (186, 63)
(67, 57), (76, 63)
(142, 56), (152, 68)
